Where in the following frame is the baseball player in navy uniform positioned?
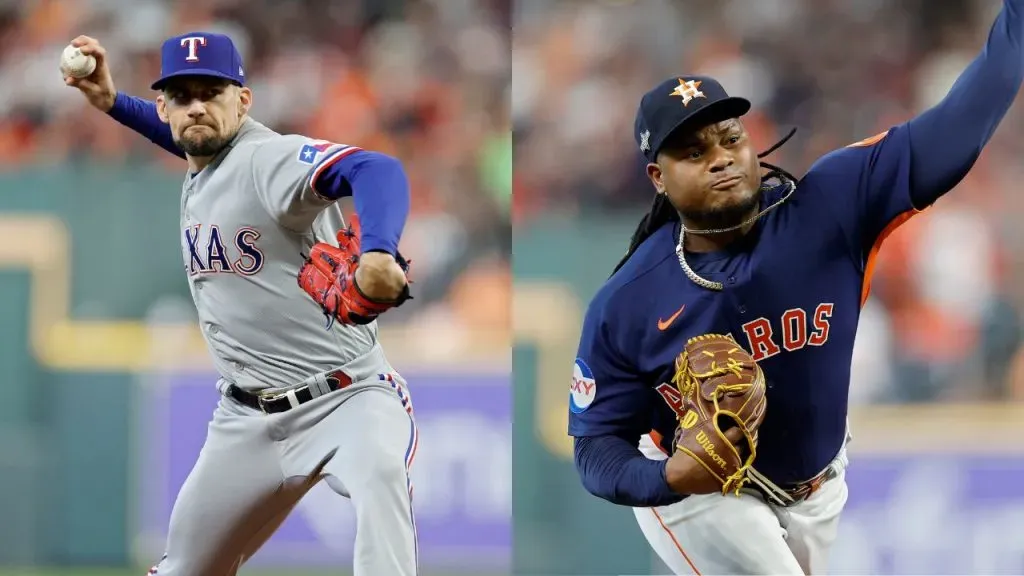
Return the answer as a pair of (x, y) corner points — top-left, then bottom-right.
(64, 32), (419, 575)
(568, 1), (1024, 573)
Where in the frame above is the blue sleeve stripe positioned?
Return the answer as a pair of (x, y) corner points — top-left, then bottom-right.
(307, 145), (363, 198)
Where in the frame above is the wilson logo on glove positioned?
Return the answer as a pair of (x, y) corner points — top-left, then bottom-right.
(670, 333), (767, 496)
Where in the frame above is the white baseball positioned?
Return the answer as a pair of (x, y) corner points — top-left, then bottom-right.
(61, 44), (96, 79)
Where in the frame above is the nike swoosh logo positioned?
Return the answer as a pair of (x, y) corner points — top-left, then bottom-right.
(658, 305), (686, 331)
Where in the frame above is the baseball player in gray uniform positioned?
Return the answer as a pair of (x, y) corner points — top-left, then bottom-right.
(63, 32), (419, 576)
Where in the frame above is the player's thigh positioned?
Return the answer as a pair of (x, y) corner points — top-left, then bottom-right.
(284, 385), (416, 495)
(237, 448), (337, 563)
(153, 398), (286, 576)
(283, 384), (419, 576)
(779, 471), (849, 574)
(634, 491), (804, 575)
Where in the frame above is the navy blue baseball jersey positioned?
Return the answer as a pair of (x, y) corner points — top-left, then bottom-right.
(570, 127), (916, 485)
(568, 0), (1023, 511)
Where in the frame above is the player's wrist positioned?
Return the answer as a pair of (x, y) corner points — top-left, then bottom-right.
(663, 455), (691, 495)
(103, 90), (123, 113)
(355, 253), (407, 302)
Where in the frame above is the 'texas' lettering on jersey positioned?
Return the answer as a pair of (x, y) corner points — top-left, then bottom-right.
(183, 224), (265, 276)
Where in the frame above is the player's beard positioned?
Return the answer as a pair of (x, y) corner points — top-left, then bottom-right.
(176, 128), (231, 157)
(681, 186), (762, 231)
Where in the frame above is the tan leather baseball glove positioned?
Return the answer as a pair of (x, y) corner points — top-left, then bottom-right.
(671, 333), (767, 496)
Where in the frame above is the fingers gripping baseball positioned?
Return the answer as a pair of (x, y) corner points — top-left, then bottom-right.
(298, 215), (412, 327)
(62, 35), (117, 112)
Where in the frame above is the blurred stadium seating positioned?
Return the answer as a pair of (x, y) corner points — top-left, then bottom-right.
(513, 0), (1024, 574)
(0, 0), (509, 574)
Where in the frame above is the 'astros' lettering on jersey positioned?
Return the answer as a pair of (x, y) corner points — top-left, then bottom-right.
(569, 125), (918, 485)
(179, 118), (374, 392)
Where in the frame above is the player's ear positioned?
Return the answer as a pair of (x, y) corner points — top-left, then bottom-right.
(155, 94), (169, 124)
(646, 162), (665, 195)
(238, 86), (252, 117)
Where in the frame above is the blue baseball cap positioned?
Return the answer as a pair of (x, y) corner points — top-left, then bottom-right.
(151, 32), (246, 90)
(634, 76), (751, 162)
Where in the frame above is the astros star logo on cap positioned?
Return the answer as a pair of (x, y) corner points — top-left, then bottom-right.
(670, 79), (705, 107)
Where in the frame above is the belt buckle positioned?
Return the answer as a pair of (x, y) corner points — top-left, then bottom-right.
(326, 368), (351, 390)
(789, 466), (835, 503)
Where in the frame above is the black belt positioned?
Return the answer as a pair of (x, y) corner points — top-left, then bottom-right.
(227, 369), (353, 414)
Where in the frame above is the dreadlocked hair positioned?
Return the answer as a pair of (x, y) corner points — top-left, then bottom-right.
(610, 127), (800, 276)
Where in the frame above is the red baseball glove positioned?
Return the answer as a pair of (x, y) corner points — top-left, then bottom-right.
(297, 215), (412, 328)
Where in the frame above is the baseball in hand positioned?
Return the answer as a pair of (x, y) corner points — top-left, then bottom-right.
(60, 44), (96, 79)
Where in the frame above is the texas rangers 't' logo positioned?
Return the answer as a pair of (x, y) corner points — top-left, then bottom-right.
(180, 36), (207, 62)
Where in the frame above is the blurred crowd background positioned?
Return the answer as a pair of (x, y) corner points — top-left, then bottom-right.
(514, 0), (1024, 406)
(1, 0), (511, 343)
(8, 0), (1024, 572)
(0, 0), (509, 574)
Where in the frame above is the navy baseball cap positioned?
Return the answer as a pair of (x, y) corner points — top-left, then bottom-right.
(151, 32), (246, 90)
(634, 76), (751, 162)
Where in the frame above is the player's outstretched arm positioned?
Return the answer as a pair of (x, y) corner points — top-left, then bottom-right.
(803, 0), (1024, 265)
(63, 36), (183, 159)
(902, 0), (1024, 207)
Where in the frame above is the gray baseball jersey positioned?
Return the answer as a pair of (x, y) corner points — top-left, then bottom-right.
(179, 117), (375, 392)
(156, 117), (419, 576)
